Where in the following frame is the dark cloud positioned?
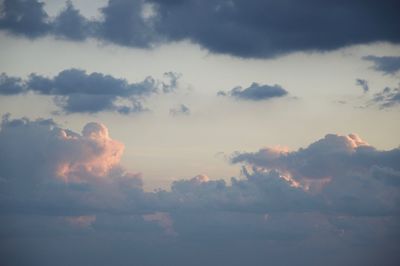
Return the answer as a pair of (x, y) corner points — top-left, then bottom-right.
(169, 104), (190, 116)
(356, 79), (369, 93)
(0, 0), (50, 38)
(95, 0), (157, 47)
(363, 55), (400, 75)
(219, 82), (288, 101)
(371, 86), (400, 108)
(1, 117), (400, 265)
(52, 0), (92, 41)
(0, 69), (180, 114)
(0, 73), (25, 95)
(1, 0), (399, 58)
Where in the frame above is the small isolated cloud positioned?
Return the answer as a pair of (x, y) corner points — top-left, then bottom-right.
(218, 82), (288, 101)
(371, 86), (400, 108)
(169, 104), (190, 116)
(0, 69), (180, 114)
(355, 79), (369, 93)
(363, 55), (400, 75)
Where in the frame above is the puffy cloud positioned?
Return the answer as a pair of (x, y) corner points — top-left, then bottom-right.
(218, 82), (288, 101)
(1, 1), (400, 58)
(364, 55), (400, 75)
(0, 73), (25, 95)
(0, 69), (180, 114)
(1, 117), (400, 265)
(0, 115), (144, 215)
(231, 133), (400, 215)
(95, 0), (158, 47)
(356, 79), (369, 93)
(52, 0), (92, 41)
(0, 0), (50, 38)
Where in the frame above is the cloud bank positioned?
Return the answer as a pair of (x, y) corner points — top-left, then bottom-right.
(0, 69), (180, 114)
(1, 0), (399, 58)
(1, 116), (400, 265)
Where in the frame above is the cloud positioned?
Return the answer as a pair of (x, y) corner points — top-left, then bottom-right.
(0, 73), (25, 95)
(95, 0), (158, 47)
(0, 69), (180, 114)
(363, 55), (400, 75)
(231, 133), (400, 215)
(218, 82), (288, 101)
(1, 117), (400, 265)
(356, 79), (369, 93)
(0, 0), (50, 38)
(1, 0), (400, 58)
(169, 104), (190, 116)
(52, 0), (92, 41)
(0, 115), (144, 215)
(371, 86), (400, 108)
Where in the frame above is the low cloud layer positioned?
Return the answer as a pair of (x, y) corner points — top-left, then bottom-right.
(364, 55), (400, 75)
(1, 0), (399, 58)
(1, 116), (399, 265)
(218, 82), (288, 101)
(0, 69), (180, 114)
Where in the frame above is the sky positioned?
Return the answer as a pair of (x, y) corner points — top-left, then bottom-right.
(0, 0), (400, 265)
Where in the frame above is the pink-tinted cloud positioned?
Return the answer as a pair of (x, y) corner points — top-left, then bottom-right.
(56, 122), (125, 183)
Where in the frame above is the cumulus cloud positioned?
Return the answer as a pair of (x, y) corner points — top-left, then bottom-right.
(231, 133), (400, 215)
(0, 0), (50, 38)
(218, 82), (288, 101)
(0, 73), (25, 95)
(1, 0), (400, 58)
(0, 69), (180, 114)
(356, 79), (369, 93)
(52, 0), (92, 41)
(1, 117), (400, 265)
(0, 115), (144, 216)
(364, 55), (400, 75)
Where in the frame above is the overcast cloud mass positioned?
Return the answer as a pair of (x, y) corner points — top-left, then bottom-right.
(0, 0), (399, 58)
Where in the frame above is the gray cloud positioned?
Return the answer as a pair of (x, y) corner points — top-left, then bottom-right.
(169, 104), (190, 116)
(52, 0), (92, 41)
(371, 86), (400, 108)
(0, 73), (25, 95)
(1, 117), (400, 265)
(363, 55), (400, 75)
(0, 69), (180, 114)
(218, 82), (288, 101)
(0, 0), (50, 38)
(356, 79), (369, 93)
(1, 0), (399, 58)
